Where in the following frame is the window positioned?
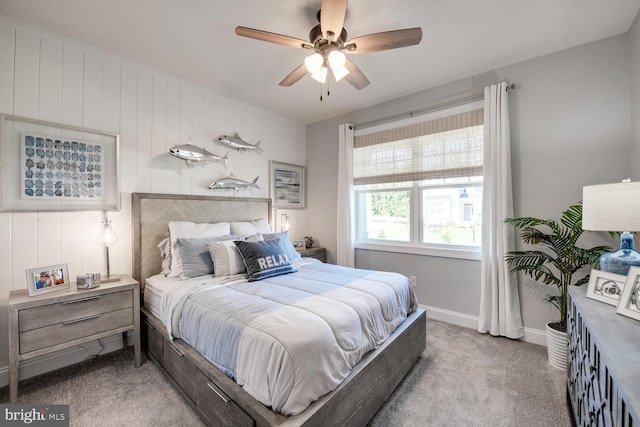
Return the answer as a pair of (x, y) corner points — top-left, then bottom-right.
(354, 102), (483, 259)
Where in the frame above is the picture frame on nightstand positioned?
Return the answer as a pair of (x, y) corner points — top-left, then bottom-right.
(26, 263), (70, 296)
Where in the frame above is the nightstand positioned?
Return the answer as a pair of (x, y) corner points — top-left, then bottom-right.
(8, 275), (140, 403)
(297, 247), (326, 262)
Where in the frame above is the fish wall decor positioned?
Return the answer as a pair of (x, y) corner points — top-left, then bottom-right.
(208, 173), (259, 191)
(217, 133), (263, 153)
(169, 141), (228, 167)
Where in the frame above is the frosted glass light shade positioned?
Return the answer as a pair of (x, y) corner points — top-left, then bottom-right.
(304, 53), (323, 74)
(311, 66), (328, 83)
(328, 51), (346, 69)
(332, 65), (349, 82)
(582, 181), (640, 231)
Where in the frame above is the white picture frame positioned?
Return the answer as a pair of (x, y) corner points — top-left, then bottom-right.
(26, 263), (70, 297)
(269, 160), (305, 209)
(586, 269), (626, 306)
(617, 266), (640, 321)
(0, 114), (120, 212)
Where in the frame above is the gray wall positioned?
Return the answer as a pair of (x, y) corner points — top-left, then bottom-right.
(306, 33), (632, 332)
(631, 13), (640, 180)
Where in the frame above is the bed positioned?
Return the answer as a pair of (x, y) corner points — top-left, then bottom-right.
(132, 192), (426, 427)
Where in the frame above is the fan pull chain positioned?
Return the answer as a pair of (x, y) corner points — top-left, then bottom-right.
(320, 81), (323, 101)
(327, 77), (330, 97)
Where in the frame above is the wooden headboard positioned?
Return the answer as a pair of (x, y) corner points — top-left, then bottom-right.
(132, 193), (271, 288)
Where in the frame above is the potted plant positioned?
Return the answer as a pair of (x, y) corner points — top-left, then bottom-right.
(504, 203), (611, 369)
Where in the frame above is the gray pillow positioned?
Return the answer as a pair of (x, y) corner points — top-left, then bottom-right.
(175, 235), (242, 279)
(234, 239), (296, 281)
(262, 231), (301, 261)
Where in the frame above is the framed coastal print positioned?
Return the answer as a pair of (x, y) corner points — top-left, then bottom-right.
(0, 114), (120, 212)
(26, 263), (70, 296)
(586, 269), (626, 306)
(617, 266), (640, 321)
(270, 161), (305, 209)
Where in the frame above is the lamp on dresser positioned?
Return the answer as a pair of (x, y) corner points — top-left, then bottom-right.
(97, 215), (120, 282)
(582, 179), (640, 275)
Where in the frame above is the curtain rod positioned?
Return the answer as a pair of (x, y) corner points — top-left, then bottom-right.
(354, 83), (516, 131)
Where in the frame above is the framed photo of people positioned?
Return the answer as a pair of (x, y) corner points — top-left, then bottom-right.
(26, 263), (70, 296)
(0, 114), (120, 212)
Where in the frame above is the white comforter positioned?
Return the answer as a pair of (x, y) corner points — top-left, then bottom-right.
(160, 258), (417, 415)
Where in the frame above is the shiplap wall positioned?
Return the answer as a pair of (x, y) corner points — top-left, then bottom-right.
(0, 18), (306, 370)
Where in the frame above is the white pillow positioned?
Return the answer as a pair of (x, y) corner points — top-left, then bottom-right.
(168, 221), (230, 278)
(157, 237), (171, 276)
(207, 233), (263, 277)
(230, 218), (272, 236)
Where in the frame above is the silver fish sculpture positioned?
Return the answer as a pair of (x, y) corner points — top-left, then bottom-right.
(217, 133), (263, 153)
(169, 143), (228, 167)
(208, 173), (259, 191)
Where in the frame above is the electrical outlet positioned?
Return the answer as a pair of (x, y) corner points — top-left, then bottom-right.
(409, 275), (417, 288)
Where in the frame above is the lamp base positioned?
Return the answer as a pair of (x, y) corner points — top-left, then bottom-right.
(101, 275), (121, 283)
(599, 233), (640, 275)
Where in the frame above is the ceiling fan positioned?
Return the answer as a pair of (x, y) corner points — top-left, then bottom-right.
(235, 0), (422, 94)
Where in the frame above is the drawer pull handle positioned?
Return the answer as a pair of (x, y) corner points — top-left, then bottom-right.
(170, 345), (184, 357)
(62, 314), (101, 325)
(63, 296), (101, 304)
(206, 382), (230, 403)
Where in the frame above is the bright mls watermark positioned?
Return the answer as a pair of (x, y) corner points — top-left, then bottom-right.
(1, 405), (68, 426)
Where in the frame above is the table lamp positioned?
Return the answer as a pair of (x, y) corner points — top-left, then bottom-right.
(582, 180), (640, 275)
(97, 216), (120, 282)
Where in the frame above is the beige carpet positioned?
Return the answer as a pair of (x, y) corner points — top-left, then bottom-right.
(0, 319), (571, 426)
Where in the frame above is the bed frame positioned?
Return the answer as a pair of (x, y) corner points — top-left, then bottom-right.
(132, 192), (427, 427)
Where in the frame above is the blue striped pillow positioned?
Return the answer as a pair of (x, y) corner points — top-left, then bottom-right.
(234, 239), (296, 281)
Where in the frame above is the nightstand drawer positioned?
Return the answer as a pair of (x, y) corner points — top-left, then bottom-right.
(18, 290), (133, 332)
(19, 307), (134, 354)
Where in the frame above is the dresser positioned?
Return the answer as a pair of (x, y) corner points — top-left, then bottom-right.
(8, 276), (141, 403)
(567, 286), (640, 426)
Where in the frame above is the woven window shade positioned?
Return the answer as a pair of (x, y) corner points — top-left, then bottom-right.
(354, 109), (484, 185)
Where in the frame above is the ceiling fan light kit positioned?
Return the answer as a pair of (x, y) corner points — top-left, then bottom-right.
(235, 0), (422, 98)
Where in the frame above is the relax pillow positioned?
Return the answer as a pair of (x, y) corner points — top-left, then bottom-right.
(262, 231), (301, 261)
(234, 238), (296, 281)
(208, 233), (263, 277)
(230, 218), (272, 236)
(176, 235), (242, 279)
(168, 221), (230, 278)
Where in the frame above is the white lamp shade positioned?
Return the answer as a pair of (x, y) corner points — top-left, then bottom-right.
(582, 181), (640, 231)
(304, 53), (323, 74)
(328, 51), (347, 70)
(332, 65), (349, 82)
(311, 66), (328, 83)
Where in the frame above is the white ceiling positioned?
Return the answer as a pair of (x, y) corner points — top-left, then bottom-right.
(0, 0), (638, 125)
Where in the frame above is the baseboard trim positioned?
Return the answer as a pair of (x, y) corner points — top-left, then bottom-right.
(0, 332), (132, 389)
(421, 304), (547, 347)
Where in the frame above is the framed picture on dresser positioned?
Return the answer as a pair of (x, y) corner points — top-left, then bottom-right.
(26, 263), (70, 296)
(617, 266), (640, 321)
(586, 269), (626, 306)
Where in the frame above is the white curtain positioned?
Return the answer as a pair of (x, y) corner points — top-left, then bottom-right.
(478, 83), (524, 339)
(337, 124), (355, 267)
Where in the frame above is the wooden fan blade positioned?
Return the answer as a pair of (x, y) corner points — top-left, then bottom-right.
(345, 28), (422, 54)
(279, 64), (308, 86)
(344, 60), (370, 90)
(235, 26), (312, 49)
(320, 0), (347, 41)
